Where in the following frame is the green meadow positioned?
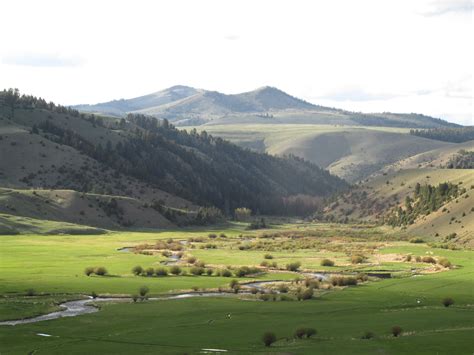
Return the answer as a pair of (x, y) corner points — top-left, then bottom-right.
(0, 222), (473, 354)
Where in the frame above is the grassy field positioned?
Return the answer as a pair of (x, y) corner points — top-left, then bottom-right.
(0, 222), (473, 354)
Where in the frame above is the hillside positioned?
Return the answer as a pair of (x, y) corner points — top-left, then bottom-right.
(185, 124), (452, 182)
(324, 168), (474, 244)
(73, 86), (458, 128)
(0, 89), (346, 226)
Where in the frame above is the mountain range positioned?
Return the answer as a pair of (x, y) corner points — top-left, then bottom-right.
(73, 86), (459, 128)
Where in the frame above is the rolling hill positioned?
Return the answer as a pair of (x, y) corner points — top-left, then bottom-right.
(0, 89), (347, 231)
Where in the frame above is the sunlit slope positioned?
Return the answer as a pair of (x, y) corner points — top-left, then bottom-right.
(187, 124), (450, 182)
(329, 168), (474, 243)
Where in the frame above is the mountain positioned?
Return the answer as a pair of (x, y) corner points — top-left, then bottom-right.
(73, 86), (459, 128)
(0, 89), (347, 230)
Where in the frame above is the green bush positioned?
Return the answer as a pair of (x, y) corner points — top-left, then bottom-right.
(155, 267), (168, 276)
(320, 258), (335, 266)
(25, 288), (36, 297)
(351, 255), (366, 264)
(190, 266), (204, 276)
(361, 331), (374, 339)
(409, 237), (424, 243)
(286, 262), (301, 272)
(145, 267), (154, 277)
(84, 267), (95, 276)
(438, 258), (452, 268)
(391, 326), (402, 337)
(221, 269), (232, 277)
(169, 265), (182, 275)
(206, 268), (214, 276)
(294, 328), (306, 339)
(305, 328), (317, 338)
(95, 266), (108, 276)
(421, 256), (436, 264)
(139, 286), (149, 297)
(297, 288), (314, 300)
(262, 331), (276, 347)
(264, 254), (274, 259)
(132, 265), (143, 276)
(442, 297), (454, 307)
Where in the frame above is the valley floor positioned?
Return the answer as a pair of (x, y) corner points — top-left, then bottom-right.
(0, 222), (473, 354)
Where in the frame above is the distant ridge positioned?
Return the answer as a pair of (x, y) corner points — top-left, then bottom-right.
(73, 85), (460, 128)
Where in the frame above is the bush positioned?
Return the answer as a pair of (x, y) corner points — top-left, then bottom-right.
(361, 331), (374, 339)
(229, 279), (239, 288)
(330, 276), (357, 286)
(262, 331), (277, 347)
(139, 286), (149, 297)
(421, 256), (436, 264)
(187, 256), (197, 264)
(351, 255), (366, 264)
(132, 294), (139, 303)
(25, 288), (36, 296)
(145, 267), (154, 277)
(84, 267), (95, 276)
(294, 328), (306, 339)
(221, 269), (232, 277)
(297, 288), (314, 300)
(196, 261), (206, 268)
(250, 287), (259, 294)
(260, 261), (268, 267)
(278, 284), (289, 293)
(410, 237), (424, 243)
(132, 265), (143, 276)
(442, 297), (454, 307)
(438, 258), (452, 268)
(415, 256), (422, 262)
(391, 326), (402, 337)
(206, 268), (214, 276)
(95, 266), (108, 276)
(208, 233), (217, 239)
(305, 328), (317, 338)
(155, 267), (168, 276)
(169, 266), (182, 275)
(91, 291), (98, 299)
(264, 254), (273, 259)
(320, 259), (335, 267)
(286, 262), (301, 272)
(190, 266), (204, 276)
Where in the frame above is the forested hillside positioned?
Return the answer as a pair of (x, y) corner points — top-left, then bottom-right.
(0, 89), (347, 217)
(410, 127), (474, 143)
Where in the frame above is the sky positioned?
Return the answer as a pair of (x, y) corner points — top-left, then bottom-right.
(1, 0), (472, 125)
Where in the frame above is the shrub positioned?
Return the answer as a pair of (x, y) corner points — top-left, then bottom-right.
(132, 294), (139, 303)
(361, 331), (374, 339)
(145, 267), (154, 277)
(208, 233), (217, 239)
(415, 256), (422, 262)
(262, 331), (276, 347)
(206, 268), (214, 276)
(221, 269), (232, 277)
(409, 237), (424, 243)
(351, 255), (365, 264)
(391, 326), (402, 337)
(232, 284), (241, 294)
(95, 266), (108, 276)
(192, 286), (199, 291)
(421, 256), (436, 264)
(331, 276), (357, 286)
(196, 261), (206, 268)
(229, 279), (239, 288)
(438, 258), (452, 268)
(297, 287), (314, 300)
(250, 287), (259, 294)
(169, 266), (182, 275)
(278, 284), (289, 293)
(260, 294), (271, 301)
(286, 262), (301, 272)
(155, 267), (168, 276)
(139, 286), (149, 297)
(132, 265), (143, 276)
(260, 261), (268, 267)
(305, 328), (317, 338)
(294, 328), (306, 339)
(190, 266), (204, 276)
(320, 259), (335, 267)
(264, 254), (273, 259)
(84, 267), (95, 276)
(187, 256), (197, 264)
(442, 297), (454, 307)
(91, 291), (98, 299)
(25, 288), (36, 296)
(304, 278), (319, 289)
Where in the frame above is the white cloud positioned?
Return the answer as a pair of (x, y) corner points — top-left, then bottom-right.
(0, 0), (471, 125)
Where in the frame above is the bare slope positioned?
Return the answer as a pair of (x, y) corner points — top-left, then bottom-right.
(326, 169), (474, 243)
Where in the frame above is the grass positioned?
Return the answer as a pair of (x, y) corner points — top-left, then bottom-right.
(0, 222), (473, 354)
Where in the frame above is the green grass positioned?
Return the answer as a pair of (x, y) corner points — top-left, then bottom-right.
(0, 223), (473, 354)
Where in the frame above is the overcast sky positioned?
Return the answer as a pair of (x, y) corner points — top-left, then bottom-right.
(1, 0), (472, 125)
